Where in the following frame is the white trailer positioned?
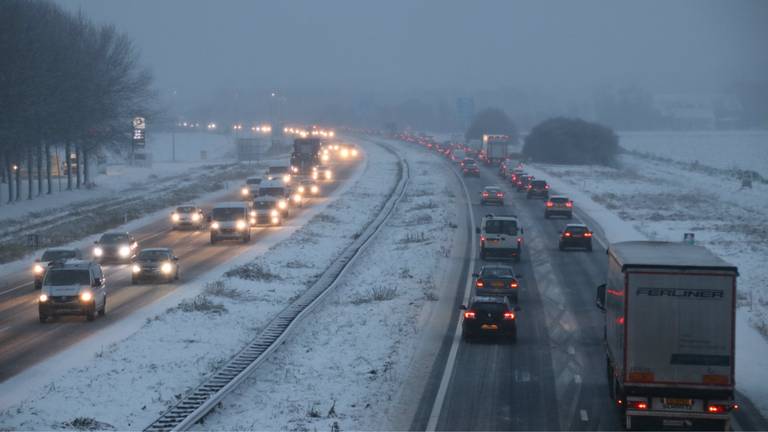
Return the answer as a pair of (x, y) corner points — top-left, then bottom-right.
(596, 241), (738, 431)
(481, 134), (511, 165)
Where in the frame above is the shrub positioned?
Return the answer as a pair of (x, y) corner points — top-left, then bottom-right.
(523, 117), (619, 165)
(465, 108), (518, 142)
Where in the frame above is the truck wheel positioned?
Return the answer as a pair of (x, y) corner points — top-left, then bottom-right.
(86, 310), (95, 322)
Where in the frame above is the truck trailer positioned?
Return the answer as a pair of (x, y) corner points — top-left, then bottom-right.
(596, 241), (738, 431)
(290, 138), (321, 175)
(481, 134), (512, 165)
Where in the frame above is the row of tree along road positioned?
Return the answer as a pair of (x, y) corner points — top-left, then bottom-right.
(0, 0), (154, 205)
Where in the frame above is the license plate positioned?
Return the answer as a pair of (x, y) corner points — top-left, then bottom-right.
(664, 398), (693, 409)
(487, 239), (499, 243)
(491, 281), (504, 288)
(481, 324), (498, 330)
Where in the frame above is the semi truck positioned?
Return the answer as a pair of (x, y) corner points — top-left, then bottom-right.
(596, 241), (738, 431)
(290, 138), (321, 175)
(481, 134), (512, 165)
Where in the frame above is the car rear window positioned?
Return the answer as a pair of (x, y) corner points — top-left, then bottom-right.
(472, 302), (507, 314)
(41, 250), (77, 261)
(551, 197), (569, 203)
(566, 226), (588, 235)
(45, 269), (90, 286)
(484, 220), (518, 235)
(481, 267), (514, 277)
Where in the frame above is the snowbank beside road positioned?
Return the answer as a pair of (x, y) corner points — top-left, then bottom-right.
(0, 146), (394, 430)
(194, 139), (460, 431)
(526, 151), (768, 418)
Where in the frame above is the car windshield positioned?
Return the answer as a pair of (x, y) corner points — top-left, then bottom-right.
(551, 197), (569, 203)
(138, 250), (170, 260)
(212, 208), (245, 221)
(100, 234), (129, 244)
(531, 180), (547, 187)
(485, 220), (518, 235)
(41, 250), (77, 261)
(260, 187), (285, 197)
(268, 166), (289, 174)
(44, 269), (90, 286)
(254, 200), (275, 209)
(566, 226), (589, 235)
(482, 267), (514, 277)
(246, 178), (261, 185)
(176, 206), (195, 213)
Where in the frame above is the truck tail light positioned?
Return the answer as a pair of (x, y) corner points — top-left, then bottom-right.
(566, 202), (573, 207)
(476, 279), (485, 288)
(517, 237), (522, 244)
(628, 371), (654, 382)
(503, 311), (515, 320)
(629, 401), (649, 410)
(707, 404), (726, 414)
(546, 201), (553, 207)
(480, 236), (486, 242)
(464, 311), (476, 319)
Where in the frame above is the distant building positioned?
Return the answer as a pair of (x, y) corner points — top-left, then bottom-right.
(456, 97), (475, 131)
(653, 94), (742, 130)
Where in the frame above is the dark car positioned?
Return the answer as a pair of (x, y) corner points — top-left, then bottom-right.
(473, 265), (521, 302)
(131, 248), (180, 284)
(480, 186), (505, 206)
(527, 179), (550, 199)
(93, 232), (138, 263)
(251, 196), (283, 226)
(516, 174), (534, 192)
(545, 196), (573, 219)
(462, 160), (480, 177)
(461, 296), (519, 342)
(559, 224), (593, 251)
(509, 169), (525, 184)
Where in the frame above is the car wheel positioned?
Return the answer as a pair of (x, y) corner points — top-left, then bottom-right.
(39, 314), (47, 323)
(544, 212), (549, 219)
(98, 297), (106, 316)
(210, 234), (217, 244)
(86, 310), (95, 322)
(509, 330), (518, 343)
(587, 243), (593, 252)
(242, 235), (250, 244)
(514, 251), (521, 262)
(462, 330), (473, 342)
(131, 277), (138, 285)
(509, 293), (519, 303)
(559, 243), (565, 251)
(175, 269), (180, 281)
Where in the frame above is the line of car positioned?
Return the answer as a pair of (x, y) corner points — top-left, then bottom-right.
(30, 155), (344, 324)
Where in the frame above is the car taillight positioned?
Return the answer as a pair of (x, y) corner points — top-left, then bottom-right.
(584, 232), (593, 237)
(480, 236), (486, 242)
(496, 193), (503, 197)
(566, 202), (573, 207)
(546, 201), (553, 207)
(707, 405), (726, 414)
(482, 192), (489, 197)
(503, 311), (515, 320)
(510, 280), (519, 289)
(527, 185), (532, 189)
(517, 237), (522, 244)
(476, 279), (484, 288)
(545, 185), (550, 189)
(564, 232), (572, 237)
(464, 311), (476, 319)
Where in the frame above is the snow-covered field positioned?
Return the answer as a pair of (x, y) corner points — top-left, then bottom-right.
(524, 141), (768, 417)
(619, 130), (768, 176)
(193, 139), (460, 431)
(0, 132), (233, 223)
(0, 143), (400, 430)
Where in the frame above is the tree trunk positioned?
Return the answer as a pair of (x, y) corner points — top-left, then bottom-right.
(83, 147), (89, 185)
(65, 140), (72, 190)
(75, 143), (81, 189)
(45, 142), (52, 194)
(37, 143), (43, 196)
(15, 153), (21, 201)
(5, 152), (12, 203)
(27, 146), (33, 200)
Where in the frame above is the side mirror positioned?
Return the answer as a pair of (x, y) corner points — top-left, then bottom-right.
(596, 283), (606, 311)
(459, 304), (467, 310)
(475, 227), (481, 234)
(93, 278), (102, 287)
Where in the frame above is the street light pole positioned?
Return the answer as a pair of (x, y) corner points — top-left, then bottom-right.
(172, 125), (176, 162)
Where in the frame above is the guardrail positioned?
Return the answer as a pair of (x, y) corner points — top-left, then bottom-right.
(145, 141), (409, 432)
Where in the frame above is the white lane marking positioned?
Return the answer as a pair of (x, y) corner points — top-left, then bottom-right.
(0, 282), (31, 297)
(425, 165), (476, 432)
(0, 325), (10, 333)
(580, 409), (589, 422)
(574, 374), (582, 384)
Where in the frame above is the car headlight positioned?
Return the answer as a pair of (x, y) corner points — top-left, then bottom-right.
(312, 172), (319, 180)
(270, 209), (279, 217)
(132, 264), (141, 273)
(250, 217), (256, 225)
(321, 153), (330, 162)
(340, 148), (349, 158)
(293, 194), (302, 203)
(291, 166), (298, 173)
(192, 213), (200, 222)
(33, 264), (44, 274)
(241, 187), (249, 196)
(236, 220), (247, 230)
(351, 149), (359, 157)
(271, 217), (280, 224)
(325, 171), (332, 180)
(283, 174), (291, 183)
(172, 213), (180, 222)
(80, 291), (93, 302)
(278, 200), (287, 209)
(211, 221), (220, 230)
(119, 246), (131, 257)
(39, 294), (48, 302)
(310, 185), (319, 194)
(250, 210), (257, 217)
(93, 246), (103, 257)
(161, 262), (173, 274)
(298, 186), (305, 194)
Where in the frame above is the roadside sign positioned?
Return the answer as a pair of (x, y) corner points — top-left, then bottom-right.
(683, 233), (695, 245)
(133, 117), (146, 129)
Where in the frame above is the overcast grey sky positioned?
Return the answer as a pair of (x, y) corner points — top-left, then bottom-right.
(56, 0), (768, 103)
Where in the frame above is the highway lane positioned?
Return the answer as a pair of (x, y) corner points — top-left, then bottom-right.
(0, 158), (360, 383)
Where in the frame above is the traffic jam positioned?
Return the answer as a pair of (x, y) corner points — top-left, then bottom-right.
(386, 131), (740, 431)
(31, 131), (359, 324)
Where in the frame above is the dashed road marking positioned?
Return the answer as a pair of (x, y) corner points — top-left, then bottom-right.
(574, 374), (582, 384)
(580, 409), (589, 422)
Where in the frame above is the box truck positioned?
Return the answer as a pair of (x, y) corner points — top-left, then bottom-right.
(596, 241), (738, 430)
(481, 134), (511, 165)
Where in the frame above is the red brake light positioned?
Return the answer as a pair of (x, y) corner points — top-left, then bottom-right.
(476, 279), (484, 288)
(630, 401), (649, 410)
(464, 311), (476, 319)
(566, 202), (573, 207)
(584, 232), (593, 237)
(503, 311), (515, 320)
(546, 201), (553, 207)
(482, 192), (488, 197)
(480, 236), (486, 242)
(564, 232), (572, 237)
(509, 280), (519, 289)
(708, 405), (724, 414)
(545, 185), (549, 189)
(496, 193), (503, 197)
